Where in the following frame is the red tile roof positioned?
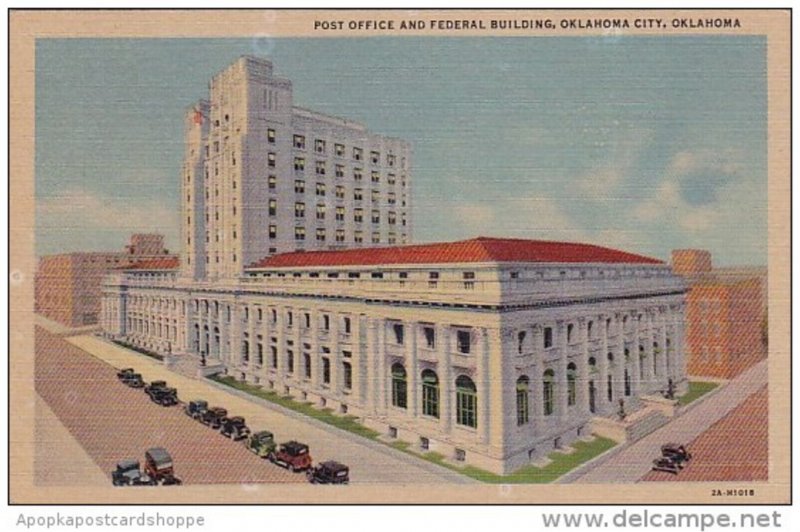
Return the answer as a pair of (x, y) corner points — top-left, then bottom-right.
(120, 257), (180, 271)
(248, 237), (663, 269)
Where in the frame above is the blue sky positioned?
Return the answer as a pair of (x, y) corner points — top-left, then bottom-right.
(36, 36), (766, 266)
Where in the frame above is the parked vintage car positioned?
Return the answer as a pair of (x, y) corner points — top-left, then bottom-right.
(149, 386), (179, 407)
(143, 380), (168, 398)
(661, 443), (692, 466)
(651, 456), (681, 474)
(116, 368), (135, 381)
(122, 372), (145, 388)
(111, 459), (153, 486)
(270, 441), (313, 472)
(307, 461), (349, 485)
(184, 399), (208, 420)
(199, 406), (228, 429)
(143, 447), (182, 485)
(245, 430), (277, 458)
(220, 416), (251, 440)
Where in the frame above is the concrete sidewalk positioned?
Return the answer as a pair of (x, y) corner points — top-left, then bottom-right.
(67, 334), (474, 485)
(569, 359), (768, 484)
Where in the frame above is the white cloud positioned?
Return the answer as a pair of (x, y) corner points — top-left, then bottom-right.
(577, 128), (654, 198)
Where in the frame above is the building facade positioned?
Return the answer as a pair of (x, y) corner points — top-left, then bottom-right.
(671, 249), (767, 379)
(181, 56), (412, 281)
(35, 233), (173, 327)
(102, 238), (687, 474)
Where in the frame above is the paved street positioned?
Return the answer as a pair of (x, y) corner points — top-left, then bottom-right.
(570, 359), (768, 484)
(50, 329), (470, 485)
(643, 386), (767, 482)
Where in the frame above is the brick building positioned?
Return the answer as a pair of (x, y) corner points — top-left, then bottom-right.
(671, 249), (766, 379)
(35, 233), (174, 327)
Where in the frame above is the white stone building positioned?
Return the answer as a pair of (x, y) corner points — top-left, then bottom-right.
(181, 56), (412, 281)
(102, 238), (687, 474)
(101, 55), (688, 474)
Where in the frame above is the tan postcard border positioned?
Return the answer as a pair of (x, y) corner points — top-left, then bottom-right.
(8, 8), (790, 504)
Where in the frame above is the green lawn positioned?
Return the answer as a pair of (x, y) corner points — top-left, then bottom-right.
(111, 339), (164, 361)
(211, 374), (616, 483)
(678, 381), (719, 406)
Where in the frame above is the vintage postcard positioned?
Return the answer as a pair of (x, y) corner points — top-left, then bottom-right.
(8, 9), (790, 505)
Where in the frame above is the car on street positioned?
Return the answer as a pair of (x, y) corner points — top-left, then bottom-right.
(116, 368), (135, 381)
(661, 443), (692, 466)
(149, 386), (179, 406)
(184, 399), (208, 420)
(144, 380), (168, 398)
(111, 459), (153, 486)
(199, 406), (228, 429)
(121, 372), (145, 388)
(270, 441), (312, 472)
(651, 456), (681, 474)
(307, 461), (349, 485)
(245, 430), (277, 459)
(144, 447), (182, 485)
(220, 416), (251, 440)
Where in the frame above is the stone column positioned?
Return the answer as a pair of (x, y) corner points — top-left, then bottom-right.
(438, 323), (453, 432)
(376, 319), (388, 414)
(613, 314), (625, 400)
(407, 320), (419, 417)
(530, 325), (544, 432)
(198, 300), (207, 358)
(632, 311), (642, 396)
(353, 315), (364, 406)
(247, 304), (256, 369)
(658, 307), (669, 385)
(577, 318), (590, 416)
(330, 311), (341, 397)
(366, 317), (379, 415)
(556, 321), (569, 420)
(644, 310), (655, 391)
(598, 314), (610, 412)
(275, 308), (285, 384)
(228, 303), (240, 367)
(478, 327), (491, 444)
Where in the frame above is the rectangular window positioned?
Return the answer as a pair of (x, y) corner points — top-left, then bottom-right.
(295, 227), (306, 241)
(335, 229), (345, 242)
(388, 211), (397, 225)
(315, 161), (326, 175)
(423, 327), (435, 349)
(295, 202), (305, 218)
(268, 198), (277, 216)
(457, 330), (471, 354)
(371, 171), (380, 183)
(268, 224), (277, 239)
(268, 152), (276, 167)
(294, 157), (305, 171)
(371, 232), (380, 244)
(316, 204), (326, 220)
(371, 210), (380, 224)
(388, 173), (396, 185)
(335, 185), (345, 199)
(316, 183), (326, 196)
(388, 233), (396, 244)
(354, 231), (363, 243)
(270, 346), (278, 369)
(286, 350), (294, 374)
(316, 228), (326, 242)
(293, 134), (306, 149)
(544, 327), (554, 349)
(388, 192), (396, 205)
(392, 323), (404, 345)
(335, 206), (345, 221)
(268, 175), (276, 190)
(322, 357), (331, 384)
(370, 150), (380, 164)
(387, 154), (396, 167)
(335, 164), (344, 178)
(371, 189), (380, 203)
(267, 128), (276, 143)
(354, 208), (364, 223)
(315, 139), (326, 153)
(343, 317), (351, 334)
(353, 147), (363, 161)
(343, 362), (352, 390)
(354, 188), (363, 201)
(294, 179), (305, 194)
(353, 168), (363, 181)
(335, 143), (345, 157)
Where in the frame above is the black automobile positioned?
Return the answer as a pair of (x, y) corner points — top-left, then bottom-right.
(144, 447), (182, 485)
(144, 380), (168, 398)
(661, 443), (692, 466)
(149, 387), (179, 407)
(199, 407), (228, 429)
(111, 459), (154, 486)
(651, 456), (680, 474)
(184, 399), (208, 420)
(121, 372), (145, 388)
(220, 416), (251, 440)
(307, 461), (349, 485)
(116, 368), (135, 381)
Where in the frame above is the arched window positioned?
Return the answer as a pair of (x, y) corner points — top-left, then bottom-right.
(516, 376), (530, 426)
(391, 363), (407, 409)
(639, 345), (646, 380)
(304, 353), (311, 379)
(624, 368), (631, 396)
(543, 369), (555, 416)
(456, 375), (477, 428)
(422, 369), (439, 418)
(567, 363), (577, 406)
(342, 361), (352, 390)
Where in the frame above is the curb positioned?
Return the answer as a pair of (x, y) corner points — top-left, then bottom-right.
(203, 378), (478, 485)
